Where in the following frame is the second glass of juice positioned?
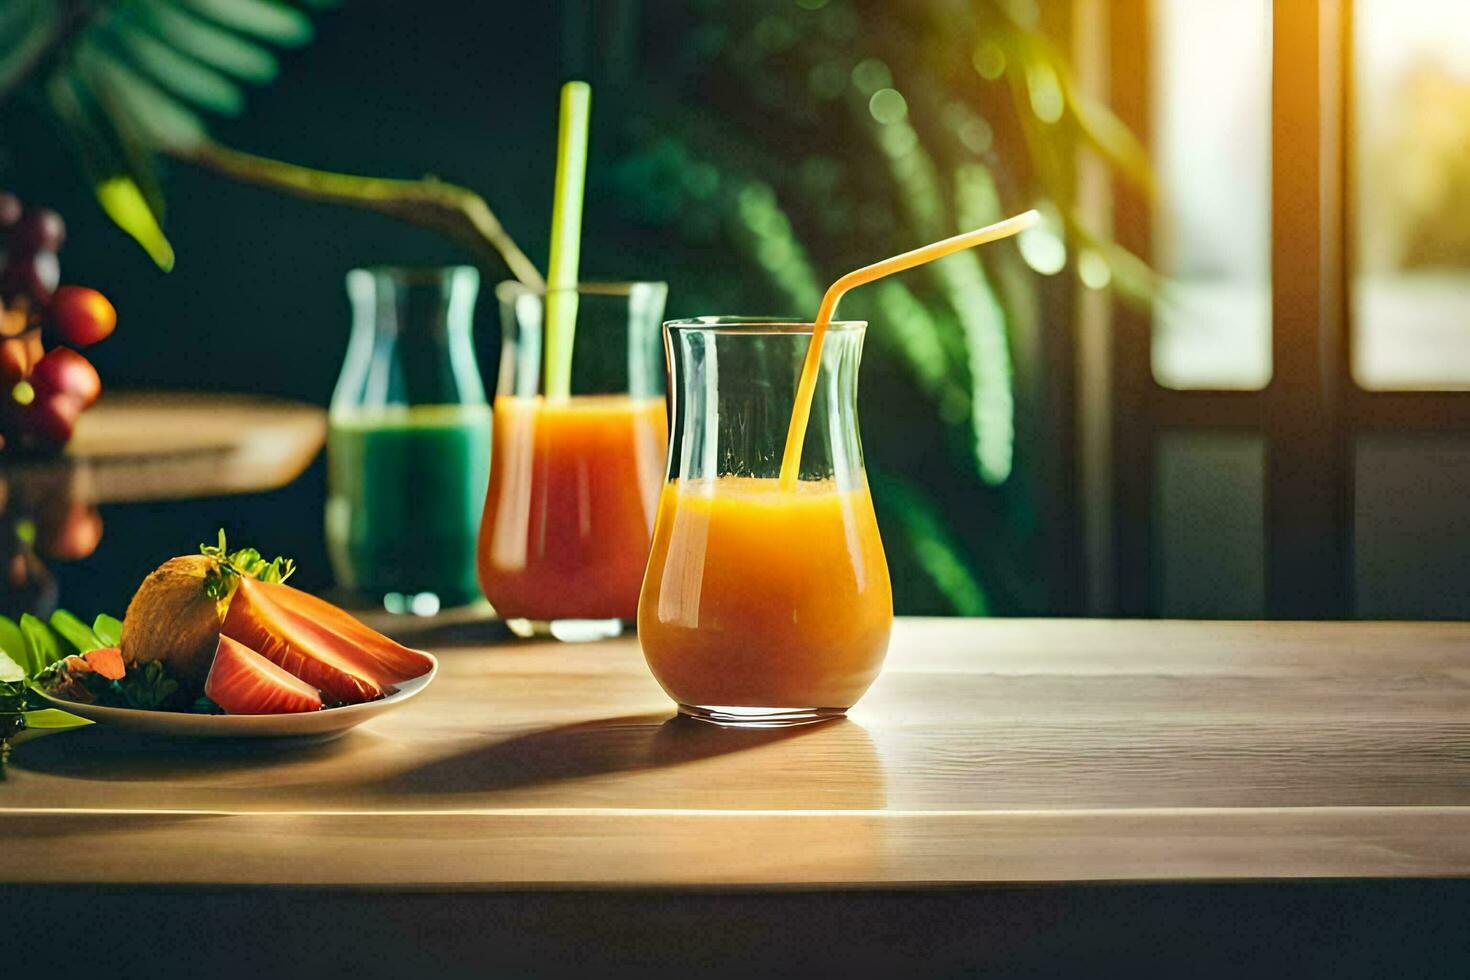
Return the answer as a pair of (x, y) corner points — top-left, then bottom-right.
(477, 281), (668, 639)
(327, 266), (491, 612)
(638, 318), (893, 726)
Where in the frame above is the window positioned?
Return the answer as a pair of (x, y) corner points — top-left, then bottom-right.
(1150, 0), (1273, 390)
(1352, 0), (1470, 389)
(1097, 0), (1470, 620)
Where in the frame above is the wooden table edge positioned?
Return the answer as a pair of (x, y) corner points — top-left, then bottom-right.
(8, 804), (1470, 888)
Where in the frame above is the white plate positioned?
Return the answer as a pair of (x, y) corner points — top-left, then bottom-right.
(37, 655), (437, 741)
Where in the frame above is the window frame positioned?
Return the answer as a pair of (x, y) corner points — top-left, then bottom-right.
(1093, 0), (1470, 618)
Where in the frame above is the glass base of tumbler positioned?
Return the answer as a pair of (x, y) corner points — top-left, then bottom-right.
(378, 591), (449, 617)
(676, 704), (848, 728)
(505, 617), (626, 642)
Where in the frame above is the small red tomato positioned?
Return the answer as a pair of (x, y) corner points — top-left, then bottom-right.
(25, 388), (81, 447)
(41, 502), (103, 561)
(46, 286), (116, 347)
(31, 347), (100, 409)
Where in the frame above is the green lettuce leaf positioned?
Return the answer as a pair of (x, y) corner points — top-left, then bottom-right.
(0, 616), (25, 669)
(93, 614), (124, 648)
(51, 609), (104, 653)
(20, 613), (74, 678)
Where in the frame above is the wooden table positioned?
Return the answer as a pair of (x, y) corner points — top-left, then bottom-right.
(6, 390), (326, 504)
(8, 618), (1470, 976)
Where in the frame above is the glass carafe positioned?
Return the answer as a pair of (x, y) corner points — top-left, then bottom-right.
(638, 318), (893, 726)
(477, 281), (669, 640)
(327, 266), (491, 614)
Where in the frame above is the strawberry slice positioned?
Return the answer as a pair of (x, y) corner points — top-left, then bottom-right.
(221, 576), (434, 705)
(204, 636), (324, 715)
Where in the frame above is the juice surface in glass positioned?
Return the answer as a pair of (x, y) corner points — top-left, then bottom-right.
(477, 394), (666, 621)
(327, 404), (491, 608)
(638, 476), (892, 711)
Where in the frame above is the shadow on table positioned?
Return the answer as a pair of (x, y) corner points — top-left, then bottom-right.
(371, 712), (851, 796)
(11, 724), (368, 782)
(12, 713), (882, 807)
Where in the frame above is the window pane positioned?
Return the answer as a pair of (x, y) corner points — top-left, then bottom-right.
(1150, 0), (1273, 390)
(1354, 435), (1470, 617)
(1353, 1), (1470, 389)
(1153, 432), (1266, 618)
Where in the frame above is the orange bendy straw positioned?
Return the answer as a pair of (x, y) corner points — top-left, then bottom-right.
(777, 209), (1042, 491)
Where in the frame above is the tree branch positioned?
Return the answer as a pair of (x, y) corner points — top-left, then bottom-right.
(174, 139), (545, 289)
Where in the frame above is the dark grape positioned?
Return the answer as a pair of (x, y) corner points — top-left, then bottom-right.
(37, 251), (60, 299)
(31, 347), (100, 408)
(47, 286), (116, 347)
(0, 193), (20, 228)
(11, 208), (65, 253)
(1, 250), (60, 304)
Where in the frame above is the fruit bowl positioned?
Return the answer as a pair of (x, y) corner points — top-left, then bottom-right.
(36, 654), (436, 741)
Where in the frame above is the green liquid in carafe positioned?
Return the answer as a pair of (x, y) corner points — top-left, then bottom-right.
(326, 404), (492, 609)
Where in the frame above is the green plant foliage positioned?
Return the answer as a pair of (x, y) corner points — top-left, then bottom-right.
(606, 0), (1148, 614)
(93, 614), (124, 648)
(0, 608), (105, 766)
(0, 615), (26, 674)
(111, 660), (179, 709)
(19, 613), (68, 677)
(50, 609), (105, 652)
(199, 528), (296, 599)
(869, 469), (990, 616)
(0, 0), (335, 267)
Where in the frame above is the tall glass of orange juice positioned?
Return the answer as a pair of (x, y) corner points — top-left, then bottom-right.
(478, 282), (668, 640)
(639, 318), (893, 725)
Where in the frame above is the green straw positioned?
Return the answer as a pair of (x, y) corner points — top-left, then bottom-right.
(543, 81), (591, 401)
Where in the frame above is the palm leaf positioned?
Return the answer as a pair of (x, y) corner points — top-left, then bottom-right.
(870, 280), (969, 422)
(171, 0), (314, 48)
(104, 19), (247, 115)
(870, 469), (991, 616)
(119, 0), (281, 83)
(45, 71), (176, 268)
(858, 94), (1016, 485)
(75, 43), (208, 152)
(97, 176), (177, 269)
(0, 0), (61, 98)
(0, 0), (332, 268)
